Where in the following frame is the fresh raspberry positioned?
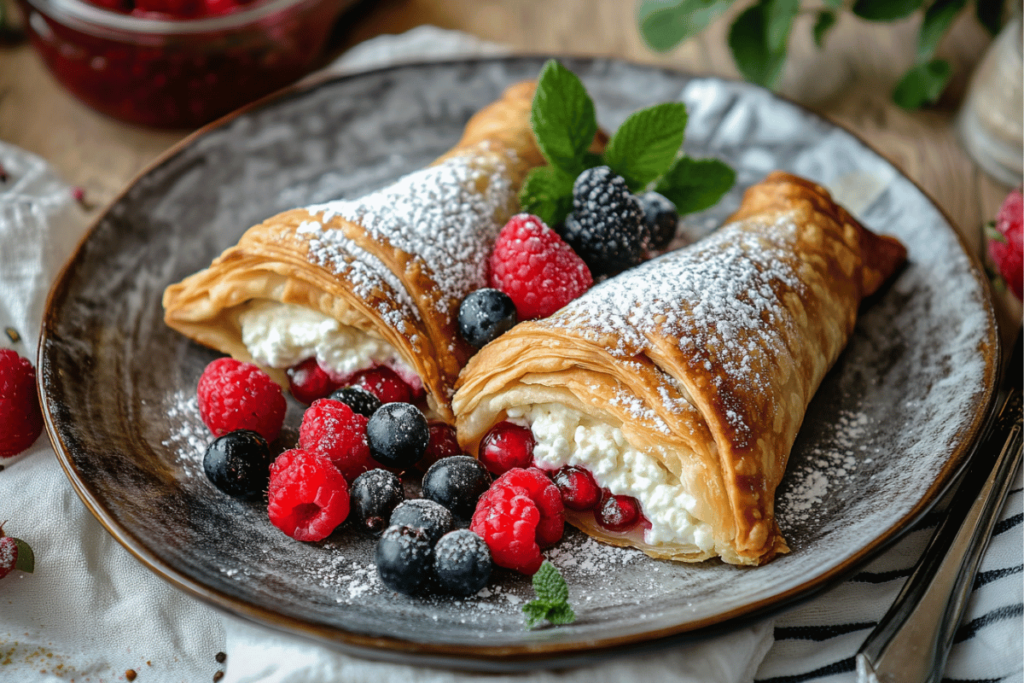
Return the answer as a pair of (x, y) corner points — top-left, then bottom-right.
(0, 349), (43, 458)
(489, 214), (593, 320)
(267, 449), (349, 541)
(471, 483), (543, 574)
(350, 366), (412, 405)
(479, 421), (534, 475)
(197, 358), (286, 443)
(987, 188), (1023, 300)
(470, 467), (564, 574)
(0, 527), (18, 581)
(287, 358), (335, 405)
(417, 422), (462, 473)
(298, 399), (374, 481)
(493, 467), (564, 547)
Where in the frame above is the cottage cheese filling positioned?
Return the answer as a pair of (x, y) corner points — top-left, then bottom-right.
(238, 301), (420, 390)
(505, 403), (714, 550)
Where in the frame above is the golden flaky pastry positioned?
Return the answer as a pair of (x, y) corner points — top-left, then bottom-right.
(453, 172), (907, 566)
(163, 82), (545, 423)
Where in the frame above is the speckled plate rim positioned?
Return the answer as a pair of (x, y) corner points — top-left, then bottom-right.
(38, 56), (1000, 671)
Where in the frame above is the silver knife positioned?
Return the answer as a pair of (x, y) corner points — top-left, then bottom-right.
(856, 332), (1022, 683)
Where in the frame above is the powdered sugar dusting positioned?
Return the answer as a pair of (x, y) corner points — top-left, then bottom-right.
(163, 390), (212, 479)
(542, 216), (805, 437)
(306, 154), (515, 318)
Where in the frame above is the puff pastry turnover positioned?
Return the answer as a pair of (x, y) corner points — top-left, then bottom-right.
(163, 82), (545, 423)
(453, 172), (907, 565)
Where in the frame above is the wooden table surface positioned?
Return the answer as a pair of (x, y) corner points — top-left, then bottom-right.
(1, 0), (1020, 341)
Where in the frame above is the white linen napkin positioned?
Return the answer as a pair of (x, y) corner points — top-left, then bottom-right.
(0, 26), (1020, 683)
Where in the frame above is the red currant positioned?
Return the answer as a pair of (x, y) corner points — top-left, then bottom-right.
(417, 422), (463, 472)
(286, 358), (335, 405)
(594, 492), (643, 532)
(350, 366), (412, 404)
(552, 466), (601, 511)
(479, 421), (534, 475)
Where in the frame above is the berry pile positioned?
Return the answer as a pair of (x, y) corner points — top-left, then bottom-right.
(987, 187), (1023, 300)
(0, 349), (43, 458)
(459, 170), (678, 351)
(374, 473), (494, 596)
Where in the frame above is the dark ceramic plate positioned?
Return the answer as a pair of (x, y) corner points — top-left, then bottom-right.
(39, 57), (998, 671)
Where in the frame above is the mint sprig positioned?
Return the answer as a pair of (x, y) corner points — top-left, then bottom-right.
(655, 157), (737, 215)
(14, 538), (34, 573)
(518, 59), (735, 229)
(522, 561), (576, 629)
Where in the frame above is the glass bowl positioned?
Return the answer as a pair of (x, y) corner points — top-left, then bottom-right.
(19, 0), (349, 128)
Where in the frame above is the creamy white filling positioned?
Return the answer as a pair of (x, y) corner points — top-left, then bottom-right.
(505, 403), (714, 550)
(238, 301), (421, 390)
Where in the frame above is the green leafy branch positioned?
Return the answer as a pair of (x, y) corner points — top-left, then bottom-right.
(637, 0), (1008, 110)
(519, 59), (735, 227)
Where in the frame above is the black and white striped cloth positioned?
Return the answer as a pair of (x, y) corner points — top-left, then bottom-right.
(756, 465), (1023, 683)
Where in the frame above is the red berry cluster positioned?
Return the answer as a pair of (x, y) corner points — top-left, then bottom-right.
(196, 357), (432, 543)
(470, 420), (649, 572)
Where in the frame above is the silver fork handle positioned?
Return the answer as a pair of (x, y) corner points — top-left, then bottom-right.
(856, 380), (1022, 683)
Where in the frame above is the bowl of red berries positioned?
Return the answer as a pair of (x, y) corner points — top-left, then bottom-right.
(19, 0), (351, 128)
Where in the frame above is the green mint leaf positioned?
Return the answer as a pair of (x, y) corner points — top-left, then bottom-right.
(813, 10), (837, 47)
(14, 538), (34, 573)
(728, 4), (786, 89)
(918, 0), (967, 62)
(518, 166), (576, 227)
(522, 561), (576, 629)
(531, 60), (598, 175)
(522, 602), (552, 629)
(545, 603), (576, 625)
(985, 221), (1008, 244)
(892, 59), (952, 109)
(654, 156), (736, 215)
(603, 102), (689, 191)
(532, 560), (569, 603)
(638, 0), (736, 52)
(765, 0), (800, 55)
(852, 0), (925, 21)
(975, 0), (1005, 35)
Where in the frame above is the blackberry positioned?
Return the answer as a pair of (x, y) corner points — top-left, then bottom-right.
(329, 385), (382, 418)
(421, 456), (492, 521)
(375, 525), (433, 595)
(366, 402), (429, 469)
(433, 529), (492, 597)
(458, 288), (517, 348)
(389, 499), (454, 545)
(637, 191), (679, 251)
(349, 469), (404, 535)
(202, 429), (272, 499)
(562, 166), (648, 277)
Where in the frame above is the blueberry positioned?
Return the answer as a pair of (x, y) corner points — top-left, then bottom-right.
(433, 529), (492, 597)
(422, 456), (492, 521)
(637, 191), (679, 252)
(203, 429), (272, 499)
(329, 385), (382, 418)
(389, 499), (454, 545)
(562, 166), (648, 277)
(375, 525), (433, 595)
(458, 289), (517, 348)
(366, 402), (429, 469)
(350, 469), (405, 535)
